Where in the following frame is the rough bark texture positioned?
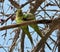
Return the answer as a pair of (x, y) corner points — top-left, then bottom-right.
(57, 30), (60, 52)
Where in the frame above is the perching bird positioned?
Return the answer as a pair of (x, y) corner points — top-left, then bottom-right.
(15, 9), (53, 50)
(23, 13), (44, 38)
(15, 9), (34, 45)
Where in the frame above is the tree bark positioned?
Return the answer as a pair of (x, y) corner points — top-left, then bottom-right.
(57, 30), (60, 52)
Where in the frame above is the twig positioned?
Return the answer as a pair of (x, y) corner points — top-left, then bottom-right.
(0, 19), (52, 31)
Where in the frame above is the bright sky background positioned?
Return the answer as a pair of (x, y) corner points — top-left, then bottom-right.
(0, 0), (59, 52)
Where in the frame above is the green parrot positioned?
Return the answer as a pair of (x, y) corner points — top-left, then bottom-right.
(15, 9), (34, 45)
(23, 13), (44, 38)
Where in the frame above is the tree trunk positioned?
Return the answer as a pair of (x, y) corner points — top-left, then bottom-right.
(39, 44), (45, 52)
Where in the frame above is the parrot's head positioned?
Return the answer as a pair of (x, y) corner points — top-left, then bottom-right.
(16, 9), (23, 17)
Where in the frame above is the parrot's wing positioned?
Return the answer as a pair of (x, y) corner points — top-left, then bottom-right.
(23, 13), (43, 38)
(22, 26), (34, 45)
(30, 24), (43, 38)
(16, 9), (34, 45)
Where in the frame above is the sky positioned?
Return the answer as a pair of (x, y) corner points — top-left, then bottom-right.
(0, 0), (59, 52)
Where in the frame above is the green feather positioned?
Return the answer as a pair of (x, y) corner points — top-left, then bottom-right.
(23, 13), (44, 38)
(15, 9), (34, 45)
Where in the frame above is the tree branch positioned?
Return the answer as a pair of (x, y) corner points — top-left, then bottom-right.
(9, 0), (34, 9)
(0, 20), (52, 31)
(9, 29), (20, 52)
(31, 20), (58, 52)
(30, 0), (45, 13)
(9, 0), (20, 8)
(21, 31), (25, 52)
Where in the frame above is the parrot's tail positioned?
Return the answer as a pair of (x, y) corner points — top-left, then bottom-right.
(30, 25), (44, 38)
